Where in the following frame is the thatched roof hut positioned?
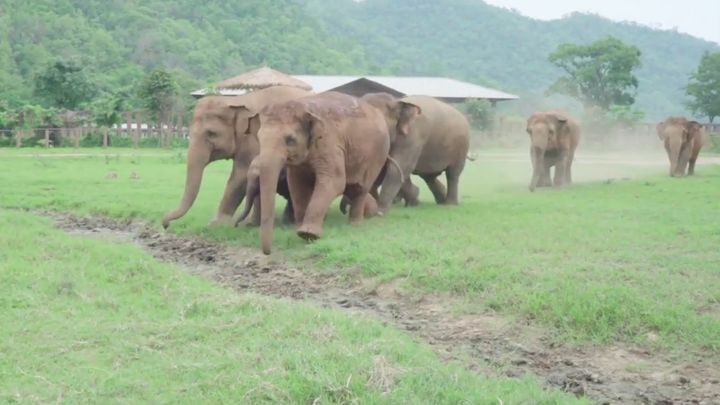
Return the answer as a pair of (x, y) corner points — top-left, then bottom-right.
(216, 67), (312, 91)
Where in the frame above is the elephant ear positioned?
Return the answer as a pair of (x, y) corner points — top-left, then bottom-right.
(300, 110), (323, 147)
(396, 101), (421, 136)
(227, 105), (259, 136)
(685, 121), (703, 142)
(550, 113), (569, 137)
(656, 122), (667, 140)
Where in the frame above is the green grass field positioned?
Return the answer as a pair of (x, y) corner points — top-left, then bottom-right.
(1, 146), (718, 402)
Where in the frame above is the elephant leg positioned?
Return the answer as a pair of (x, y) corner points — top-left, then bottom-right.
(553, 151), (569, 187)
(540, 163), (553, 187)
(297, 175), (345, 240)
(282, 199), (295, 225)
(247, 196), (261, 226)
(688, 157), (697, 176)
(211, 165), (246, 226)
(678, 145), (691, 176)
(348, 193), (367, 224)
(566, 152), (574, 184)
(420, 174), (447, 204)
(287, 168), (314, 225)
(445, 160), (466, 205)
(363, 194), (379, 218)
(400, 178), (420, 206)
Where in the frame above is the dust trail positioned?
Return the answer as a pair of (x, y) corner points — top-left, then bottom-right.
(47, 211), (720, 405)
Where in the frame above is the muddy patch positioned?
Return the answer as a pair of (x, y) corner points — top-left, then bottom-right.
(51, 213), (719, 404)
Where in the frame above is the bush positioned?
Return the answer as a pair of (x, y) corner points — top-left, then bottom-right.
(464, 99), (495, 130)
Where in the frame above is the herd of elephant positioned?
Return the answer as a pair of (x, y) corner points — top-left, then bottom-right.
(160, 86), (707, 255)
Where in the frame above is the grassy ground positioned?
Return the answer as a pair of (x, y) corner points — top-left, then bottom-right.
(0, 209), (579, 403)
(1, 147), (719, 352)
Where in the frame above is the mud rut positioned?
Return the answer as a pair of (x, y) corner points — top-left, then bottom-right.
(50, 213), (719, 405)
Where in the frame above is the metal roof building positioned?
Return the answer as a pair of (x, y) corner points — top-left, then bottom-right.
(191, 74), (519, 103)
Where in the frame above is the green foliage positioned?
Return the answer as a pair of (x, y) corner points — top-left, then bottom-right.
(607, 104), (646, 126)
(34, 61), (96, 110)
(138, 69), (178, 123)
(464, 99), (495, 130)
(686, 52), (720, 123)
(548, 37), (641, 109)
(0, 0), (718, 121)
(92, 94), (126, 128)
(307, 1), (719, 120)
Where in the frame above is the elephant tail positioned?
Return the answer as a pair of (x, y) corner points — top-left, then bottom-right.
(466, 152), (478, 162)
(386, 156), (404, 184)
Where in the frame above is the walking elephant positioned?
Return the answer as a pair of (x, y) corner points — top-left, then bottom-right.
(526, 110), (580, 191)
(656, 117), (706, 177)
(236, 92), (390, 255)
(360, 93), (470, 213)
(161, 86), (310, 229)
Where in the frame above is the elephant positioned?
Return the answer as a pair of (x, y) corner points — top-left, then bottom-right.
(360, 93), (470, 213)
(656, 117), (706, 177)
(161, 85), (310, 229)
(526, 110), (580, 192)
(236, 91), (390, 255)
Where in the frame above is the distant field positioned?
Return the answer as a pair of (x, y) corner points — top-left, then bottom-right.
(1, 147), (719, 352)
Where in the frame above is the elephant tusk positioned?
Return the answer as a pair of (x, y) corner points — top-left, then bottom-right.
(386, 156), (404, 184)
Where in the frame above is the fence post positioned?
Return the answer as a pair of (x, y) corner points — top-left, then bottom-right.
(102, 127), (109, 147)
(134, 112), (142, 148)
(44, 128), (50, 148)
(73, 128), (80, 148)
(15, 129), (22, 147)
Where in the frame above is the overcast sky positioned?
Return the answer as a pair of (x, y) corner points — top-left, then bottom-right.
(483, 0), (720, 44)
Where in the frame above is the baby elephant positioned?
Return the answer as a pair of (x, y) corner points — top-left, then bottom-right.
(526, 110), (581, 191)
(656, 117), (706, 177)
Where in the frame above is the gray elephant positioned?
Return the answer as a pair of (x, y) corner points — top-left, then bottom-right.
(526, 110), (580, 191)
(161, 86), (310, 229)
(360, 93), (470, 213)
(656, 117), (706, 177)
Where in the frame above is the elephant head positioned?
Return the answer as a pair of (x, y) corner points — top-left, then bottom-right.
(239, 101), (322, 254)
(526, 112), (570, 191)
(360, 93), (421, 209)
(657, 117), (701, 177)
(361, 93), (422, 143)
(161, 96), (257, 228)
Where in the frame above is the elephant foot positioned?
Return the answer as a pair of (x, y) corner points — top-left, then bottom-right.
(405, 198), (419, 207)
(209, 214), (235, 227)
(297, 224), (322, 241)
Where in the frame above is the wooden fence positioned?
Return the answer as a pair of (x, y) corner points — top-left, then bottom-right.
(1, 122), (189, 148)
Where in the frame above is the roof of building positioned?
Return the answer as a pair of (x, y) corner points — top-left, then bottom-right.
(192, 74), (519, 101)
(294, 75), (518, 100)
(216, 67), (312, 91)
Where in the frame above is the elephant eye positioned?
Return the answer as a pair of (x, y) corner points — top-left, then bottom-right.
(284, 135), (297, 146)
(207, 130), (218, 138)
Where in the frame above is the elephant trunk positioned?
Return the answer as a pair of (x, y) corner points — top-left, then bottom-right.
(529, 146), (544, 192)
(667, 137), (683, 177)
(162, 142), (210, 228)
(258, 154), (285, 255)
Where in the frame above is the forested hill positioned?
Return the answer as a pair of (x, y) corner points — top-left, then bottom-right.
(306, 0), (719, 119)
(1, 0), (718, 120)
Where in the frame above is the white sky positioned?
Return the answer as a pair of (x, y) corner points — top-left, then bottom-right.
(483, 0), (720, 44)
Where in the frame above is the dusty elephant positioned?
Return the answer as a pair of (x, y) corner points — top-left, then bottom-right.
(656, 117), (706, 177)
(526, 110), (580, 191)
(161, 86), (310, 229)
(361, 93), (470, 213)
(237, 92), (390, 255)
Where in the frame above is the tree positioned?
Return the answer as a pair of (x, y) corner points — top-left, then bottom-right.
(34, 61), (96, 110)
(547, 36), (641, 110)
(138, 68), (178, 125)
(686, 52), (720, 123)
(464, 99), (495, 130)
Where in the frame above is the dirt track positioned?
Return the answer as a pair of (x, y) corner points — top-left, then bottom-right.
(50, 213), (720, 404)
